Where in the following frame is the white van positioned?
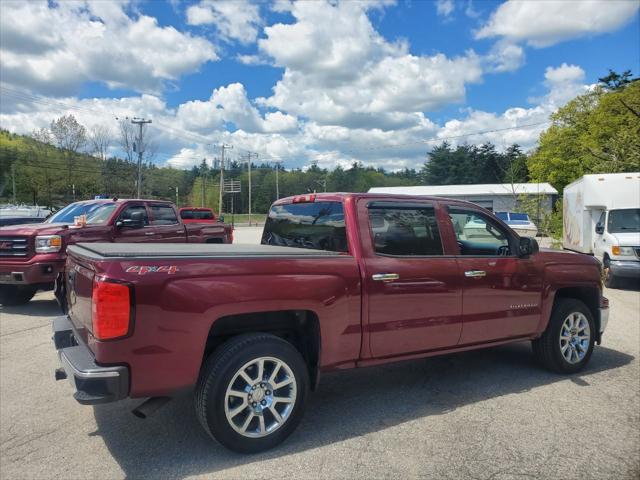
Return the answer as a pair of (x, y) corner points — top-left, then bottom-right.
(563, 173), (640, 287)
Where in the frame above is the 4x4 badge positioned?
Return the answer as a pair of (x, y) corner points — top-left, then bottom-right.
(126, 265), (178, 275)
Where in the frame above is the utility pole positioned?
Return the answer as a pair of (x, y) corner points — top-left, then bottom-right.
(273, 160), (283, 200)
(11, 163), (16, 204)
(201, 158), (207, 208)
(131, 117), (152, 198)
(219, 144), (232, 216)
(171, 186), (179, 207)
(245, 152), (258, 226)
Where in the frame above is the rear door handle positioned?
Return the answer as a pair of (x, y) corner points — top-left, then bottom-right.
(465, 270), (486, 278)
(176, 230), (184, 234)
(372, 273), (399, 282)
(144, 232), (156, 236)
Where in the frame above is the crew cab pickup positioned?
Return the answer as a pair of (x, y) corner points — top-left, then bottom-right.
(0, 199), (233, 305)
(52, 193), (609, 453)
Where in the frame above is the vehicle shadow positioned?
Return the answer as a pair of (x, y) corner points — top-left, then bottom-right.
(1, 297), (60, 317)
(91, 342), (634, 479)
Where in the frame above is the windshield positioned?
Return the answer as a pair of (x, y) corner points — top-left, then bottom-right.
(262, 201), (348, 253)
(86, 204), (118, 224)
(46, 202), (115, 224)
(608, 208), (640, 233)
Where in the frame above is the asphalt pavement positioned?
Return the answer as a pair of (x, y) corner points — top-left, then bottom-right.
(1, 231), (638, 479)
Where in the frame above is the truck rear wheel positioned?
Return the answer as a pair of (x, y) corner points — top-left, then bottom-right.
(195, 333), (309, 453)
(0, 285), (37, 306)
(532, 298), (595, 374)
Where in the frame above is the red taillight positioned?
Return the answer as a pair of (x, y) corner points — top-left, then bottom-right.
(92, 278), (131, 340)
(292, 194), (316, 203)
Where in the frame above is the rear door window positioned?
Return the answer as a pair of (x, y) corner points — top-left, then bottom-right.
(262, 201), (347, 252)
(151, 205), (178, 225)
(368, 205), (443, 256)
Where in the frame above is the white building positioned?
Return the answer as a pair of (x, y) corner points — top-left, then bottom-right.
(368, 183), (558, 217)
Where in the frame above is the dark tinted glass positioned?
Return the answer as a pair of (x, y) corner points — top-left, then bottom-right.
(262, 201), (348, 252)
(180, 210), (214, 220)
(119, 205), (149, 225)
(369, 207), (443, 256)
(151, 205), (178, 225)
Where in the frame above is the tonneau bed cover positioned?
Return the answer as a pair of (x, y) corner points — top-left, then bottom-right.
(69, 243), (342, 259)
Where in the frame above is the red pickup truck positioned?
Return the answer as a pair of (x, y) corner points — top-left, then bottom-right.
(0, 198), (233, 305)
(53, 193), (608, 453)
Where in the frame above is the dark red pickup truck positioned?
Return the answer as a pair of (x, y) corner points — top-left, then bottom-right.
(0, 199), (233, 305)
(53, 193), (609, 453)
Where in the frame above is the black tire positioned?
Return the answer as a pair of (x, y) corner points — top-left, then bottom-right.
(602, 257), (620, 288)
(0, 285), (37, 306)
(532, 298), (595, 374)
(195, 333), (309, 453)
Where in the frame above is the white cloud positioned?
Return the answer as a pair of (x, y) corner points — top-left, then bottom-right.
(186, 0), (262, 45)
(484, 41), (525, 73)
(175, 83), (298, 134)
(436, 0), (455, 18)
(0, 1), (217, 96)
(258, 0), (482, 130)
(439, 63), (589, 150)
(476, 0), (639, 47)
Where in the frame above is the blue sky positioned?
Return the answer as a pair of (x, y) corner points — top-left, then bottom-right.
(1, 0), (638, 170)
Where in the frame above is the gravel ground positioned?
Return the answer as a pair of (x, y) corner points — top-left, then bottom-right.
(1, 237), (638, 479)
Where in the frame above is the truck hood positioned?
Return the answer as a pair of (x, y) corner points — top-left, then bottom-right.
(611, 232), (640, 246)
(0, 222), (71, 236)
(0, 222), (103, 237)
(537, 247), (602, 267)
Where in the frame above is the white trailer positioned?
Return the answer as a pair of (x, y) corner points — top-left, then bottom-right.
(563, 173), (640, 287)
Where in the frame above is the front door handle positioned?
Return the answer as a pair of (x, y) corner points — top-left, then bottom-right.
(465, 270), (486, 278)
(372, 273), (399, 282)
(144, 232), (156, 236)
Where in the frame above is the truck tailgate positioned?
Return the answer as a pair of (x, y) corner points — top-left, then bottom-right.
(65, 250), (96, 343)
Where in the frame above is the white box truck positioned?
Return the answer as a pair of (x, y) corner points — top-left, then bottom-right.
(563, 172), (640, 287)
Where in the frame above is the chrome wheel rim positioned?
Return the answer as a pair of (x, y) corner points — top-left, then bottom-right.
(559, 312), (591, 364)
(224, 356), (297, 438)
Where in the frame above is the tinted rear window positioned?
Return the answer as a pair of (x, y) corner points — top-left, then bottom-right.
(181, 209), (214, 220)
(262, 201), (348, 253)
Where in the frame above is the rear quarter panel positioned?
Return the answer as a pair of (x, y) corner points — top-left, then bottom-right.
(84, 254), (361, 398)
(184, 224), (230, 243)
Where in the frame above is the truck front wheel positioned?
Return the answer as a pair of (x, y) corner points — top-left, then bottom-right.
(195, 333), (309, 453)
(532, 298), (595, 374)
(0, 285), (37, 306)
(602, 257), (620, 288)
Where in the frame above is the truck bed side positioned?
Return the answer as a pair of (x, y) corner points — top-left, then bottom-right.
(66, 243), (362, 398)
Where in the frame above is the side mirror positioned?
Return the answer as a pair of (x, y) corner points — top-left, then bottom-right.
(118, 211), (144, 229)
(519, 236), (539, 257)
(595, 223), (604, 235)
